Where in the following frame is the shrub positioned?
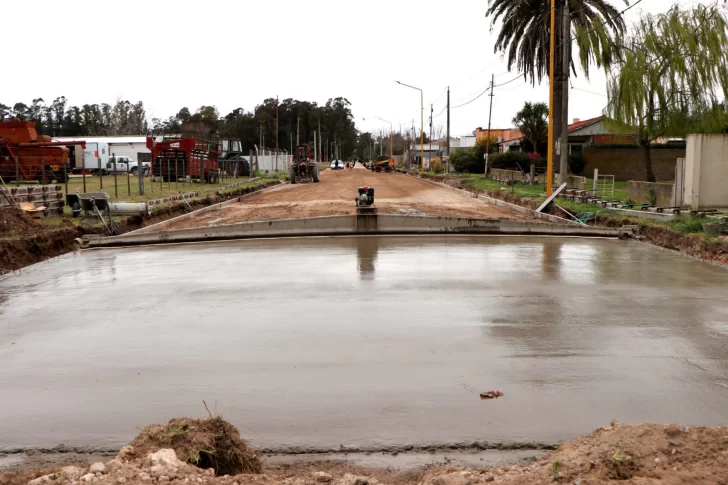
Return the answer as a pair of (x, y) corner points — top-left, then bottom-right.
(489, 151), (544, 170)
(451, 150), (483, 173)
(430, 157), (444, 174)
(568, 152), (586, 174)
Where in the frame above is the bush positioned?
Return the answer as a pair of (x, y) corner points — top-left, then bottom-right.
(450, 150), (483, 173)
(489, 151), (544, 170)
(568, 152), (586, 174)
(430, 157), (444, 174)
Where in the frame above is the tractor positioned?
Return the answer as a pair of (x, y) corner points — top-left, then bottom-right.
(371, 155), (395, 173)
(289, 144), (320, 184)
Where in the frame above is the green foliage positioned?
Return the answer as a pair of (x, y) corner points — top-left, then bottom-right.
(490, 151), (542, 170)
(512, 102), (548, 153)
(605, 4), (728, 180)
(668, 216), (708, 234)
(568, 151), (586, 174)
(474, 137), (499, 161)
(450, 150), (483, 173)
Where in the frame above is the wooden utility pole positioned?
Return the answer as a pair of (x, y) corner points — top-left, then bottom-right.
(296, 116), (300, 145)
(275, 96), (279, 171)
(446, 86), (450, 171)
(428, 104), (433, 168)
(485, 74), (495, 174)
(559, 0), (570, 186)
(318, 118), (322, 161)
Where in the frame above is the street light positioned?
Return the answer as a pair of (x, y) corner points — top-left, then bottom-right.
(376, 117), (393, 160)
(396, 81), (424, 171)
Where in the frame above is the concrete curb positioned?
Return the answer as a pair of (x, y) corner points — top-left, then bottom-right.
(129, 181), (286, 234)
(84, 215), (620, 248)
(402, 173), (575, 225)
(145, 177), (261, 207)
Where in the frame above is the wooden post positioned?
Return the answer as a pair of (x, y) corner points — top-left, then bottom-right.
(530, 164), (535, 186)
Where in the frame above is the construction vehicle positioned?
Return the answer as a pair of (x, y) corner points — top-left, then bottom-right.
(370, 155), (395, 173)
(146, 136), (221, 183)
(355, 186), (376, 214)
(218, 138), (250, 177)
(0, 119), (85, 183)
(289, 144), (319, 184)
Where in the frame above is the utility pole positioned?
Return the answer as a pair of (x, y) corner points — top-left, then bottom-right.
(428, 104), (433, 169)
(296, 116), (300, 145)
(318, 118), (322, 161)
(446, 86), (450, 172)
(485, 74), (495, 175)
(559, 0), (570, 186)
(275, 96), (279, 171)
(547, 0), (556, 195)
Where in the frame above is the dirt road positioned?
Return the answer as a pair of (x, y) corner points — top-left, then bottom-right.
(163, 165), (529, 230)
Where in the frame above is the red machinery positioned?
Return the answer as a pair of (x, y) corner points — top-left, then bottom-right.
(289, 144), (320, 184)
(0, 119), (85, 183)
(146, 136), (221, 183)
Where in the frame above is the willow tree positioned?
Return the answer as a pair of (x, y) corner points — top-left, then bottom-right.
(486, 0), (627, 170)
(605, 4), (728, 182)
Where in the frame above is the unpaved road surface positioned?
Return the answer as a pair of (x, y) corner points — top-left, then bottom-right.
(162, 165), (528, 230)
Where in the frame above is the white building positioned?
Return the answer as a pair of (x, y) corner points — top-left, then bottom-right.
(54, 136), (150, 168)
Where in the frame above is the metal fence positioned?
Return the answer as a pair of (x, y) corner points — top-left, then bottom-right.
(253, 148), (292, 173)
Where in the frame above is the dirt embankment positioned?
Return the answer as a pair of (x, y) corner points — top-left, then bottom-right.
(5, 419), (728, 485)
(416, 173), (728, 267)
(0, 181), (282, 275)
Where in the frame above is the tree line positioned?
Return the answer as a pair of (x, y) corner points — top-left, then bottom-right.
(0, 96), (363, 159)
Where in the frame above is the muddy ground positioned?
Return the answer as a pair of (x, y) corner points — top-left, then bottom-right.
(4, 422), (727, 485)
(160, 165), (529, 231)
(0, 180), (281, 275)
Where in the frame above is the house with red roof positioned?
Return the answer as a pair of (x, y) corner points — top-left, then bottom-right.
(497, 116), (633, 154)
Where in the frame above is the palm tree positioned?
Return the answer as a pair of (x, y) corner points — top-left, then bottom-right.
(486, 0), (627, 166)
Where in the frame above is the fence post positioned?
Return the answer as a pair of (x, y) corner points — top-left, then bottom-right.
(41, 157), (46, 185)
(113, 157), (118, 199)
(167, 158), (170, 190)
(127, 166), (131, 197)
(14, 156), (19, 187)
(530, 164), (535, 186)
(175, 158), (178, 190)
(593, 168), (598, 194)
(138, 158), (145, 197)
(98, 158), (103, 190)
(64, 162), (69, 196)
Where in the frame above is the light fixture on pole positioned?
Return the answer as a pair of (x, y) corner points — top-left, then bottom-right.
(377, 117), (393, 160)
(396, 81), (424, 172)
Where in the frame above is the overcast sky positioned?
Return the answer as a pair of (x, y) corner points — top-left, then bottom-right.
(4, 0), (715, 138)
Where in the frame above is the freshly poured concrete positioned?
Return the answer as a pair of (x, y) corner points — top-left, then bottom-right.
(1, 236), (728, 453)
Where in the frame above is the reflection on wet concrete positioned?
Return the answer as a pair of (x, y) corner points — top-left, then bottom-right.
(1, 236), (727, 453)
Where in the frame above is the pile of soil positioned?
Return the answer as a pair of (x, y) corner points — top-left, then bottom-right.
(7, 423), (728, 484)
(128, 417), (262, 476)
(0, 208), (44, 238)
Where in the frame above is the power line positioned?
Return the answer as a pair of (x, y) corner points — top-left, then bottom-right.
(571, 86), (607, 97)
(452, 86), (491, 109)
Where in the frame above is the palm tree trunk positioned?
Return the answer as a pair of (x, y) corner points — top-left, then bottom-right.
(552, 4), (564, 180)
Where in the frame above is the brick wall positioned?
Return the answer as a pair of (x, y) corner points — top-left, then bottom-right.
(583, 148), (685, 181)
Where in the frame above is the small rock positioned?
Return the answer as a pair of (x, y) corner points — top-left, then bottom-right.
(159, 476), (170, 482)
(205, 468), (215, 476)
(150, 464), (168, 477)
(28, 474), (54, 485)
(655, 458), (660, 463)
(140, 474), (153, 484)
(117, 445), (135, 461)
(89, 462), (106, 474)
(60, 466), (85, 480)
(314, 472), (333, 483)
(106, 459), (123, 472)
(485, 477), (494, 483)
(117, 478), (127, 484)
(148, 449), (184, 470)
(672, 449), (677, 455)
(80, 474), (95, 482)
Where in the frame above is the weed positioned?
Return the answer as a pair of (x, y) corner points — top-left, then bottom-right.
(648, 187), (657, 206)
(668, 216), (707, 234)
(551, 461), (562, 472)
(167, 426), (186, 436)
(611, 419), (617, 427)
(612, 448), (624, 462)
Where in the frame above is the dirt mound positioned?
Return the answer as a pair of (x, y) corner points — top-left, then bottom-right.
(0, 208), (43, 238)
(128, 416), (262, 476)
(455, 423), (728, 484)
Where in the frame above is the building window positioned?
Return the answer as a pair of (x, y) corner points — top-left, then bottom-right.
(569, 144), (583, 154)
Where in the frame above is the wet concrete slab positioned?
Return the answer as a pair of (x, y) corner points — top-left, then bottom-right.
(1, 236), (728, 452)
